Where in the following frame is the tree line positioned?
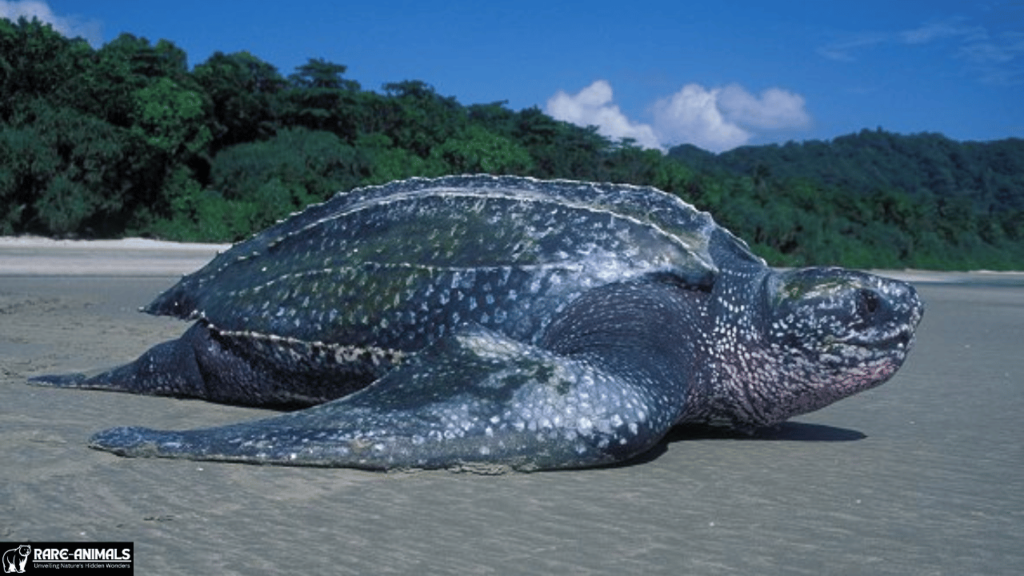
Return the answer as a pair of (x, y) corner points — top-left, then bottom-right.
(668, 130), (1024, 269)
(1, 17), (1021, 269)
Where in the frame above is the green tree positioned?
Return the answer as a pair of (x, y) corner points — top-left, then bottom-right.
(514, 107), (610, 180)
(280, 58), (361, 139)
(0, 17), (93, 120)
(649, 157), (694, 195)
(467, 101), (520, 138)
(193, 51), (286, 151)
(199, 127), (370, 235)
(432, 125), (534, 174)
(603, 142), (666, 185)
(380, 80), (468, 157)
(356, 133), (445, 184)
(130, 77), (212, 160)
(77, 34), (196, 127)
(0, 101), (155, 236)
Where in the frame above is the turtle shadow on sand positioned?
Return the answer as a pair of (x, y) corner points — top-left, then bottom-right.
(615, 422), (866, 468)
(669, 421), (866, 442)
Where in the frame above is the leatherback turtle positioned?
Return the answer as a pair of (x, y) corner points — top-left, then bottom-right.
(34, 175), (924, 471)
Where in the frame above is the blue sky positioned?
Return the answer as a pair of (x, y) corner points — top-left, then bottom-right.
(4, 0), (1022, 152)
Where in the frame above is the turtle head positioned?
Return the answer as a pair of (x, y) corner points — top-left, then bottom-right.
(728, 267), (924, 427)
(760, 267), (924, 423)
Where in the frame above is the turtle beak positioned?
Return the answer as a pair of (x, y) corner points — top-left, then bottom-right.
(854, 274), (924, 351)
(766, 267), (924, 350)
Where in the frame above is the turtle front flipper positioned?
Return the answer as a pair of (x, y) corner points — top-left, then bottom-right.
(89, 325), (677, 472)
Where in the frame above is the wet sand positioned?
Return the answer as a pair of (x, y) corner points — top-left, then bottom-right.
(1, 240), (1022, 575)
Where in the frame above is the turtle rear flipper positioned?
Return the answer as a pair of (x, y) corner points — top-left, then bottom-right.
(89, 324), (678, 471)
(30, 322), (346, 408)
(30, 325), (208, 398)
(28, 372), (90, 387)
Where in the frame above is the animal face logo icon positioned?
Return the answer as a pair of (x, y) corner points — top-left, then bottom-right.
(2, 545), (30, 574)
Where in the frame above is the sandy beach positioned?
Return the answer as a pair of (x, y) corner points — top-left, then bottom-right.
(1, 238), (1022, 575)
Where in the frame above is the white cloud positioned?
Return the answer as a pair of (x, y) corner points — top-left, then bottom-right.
(548, 80), (811, 153)
(900, 20), (980, 45)
(717, 85), (811, 130)
(545, 80), (662, 150)
(820, 16), (1024, 85)
(817, 33), (888, 62)
(959, 31), (1024, 85)
(0, 0), (102, 46)
(650, 84), (751, 152)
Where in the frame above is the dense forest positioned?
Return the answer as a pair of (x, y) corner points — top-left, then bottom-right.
(1, 18), (1022, 269)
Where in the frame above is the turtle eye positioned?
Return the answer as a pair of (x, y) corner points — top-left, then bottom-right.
(857, 288), (881, 320)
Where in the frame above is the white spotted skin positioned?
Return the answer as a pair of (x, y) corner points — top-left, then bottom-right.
(680, 264), (924, 430)
(88, 262), (923, 470)
(91, 326), (671, 471)
(47, 176), (926, 471)
(129, 175), (727, 405)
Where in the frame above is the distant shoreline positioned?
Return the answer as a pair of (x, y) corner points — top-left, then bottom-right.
(0, 236), (229, 277)
(0, 236), (230, 252)
(1, 236), (1023, 282)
